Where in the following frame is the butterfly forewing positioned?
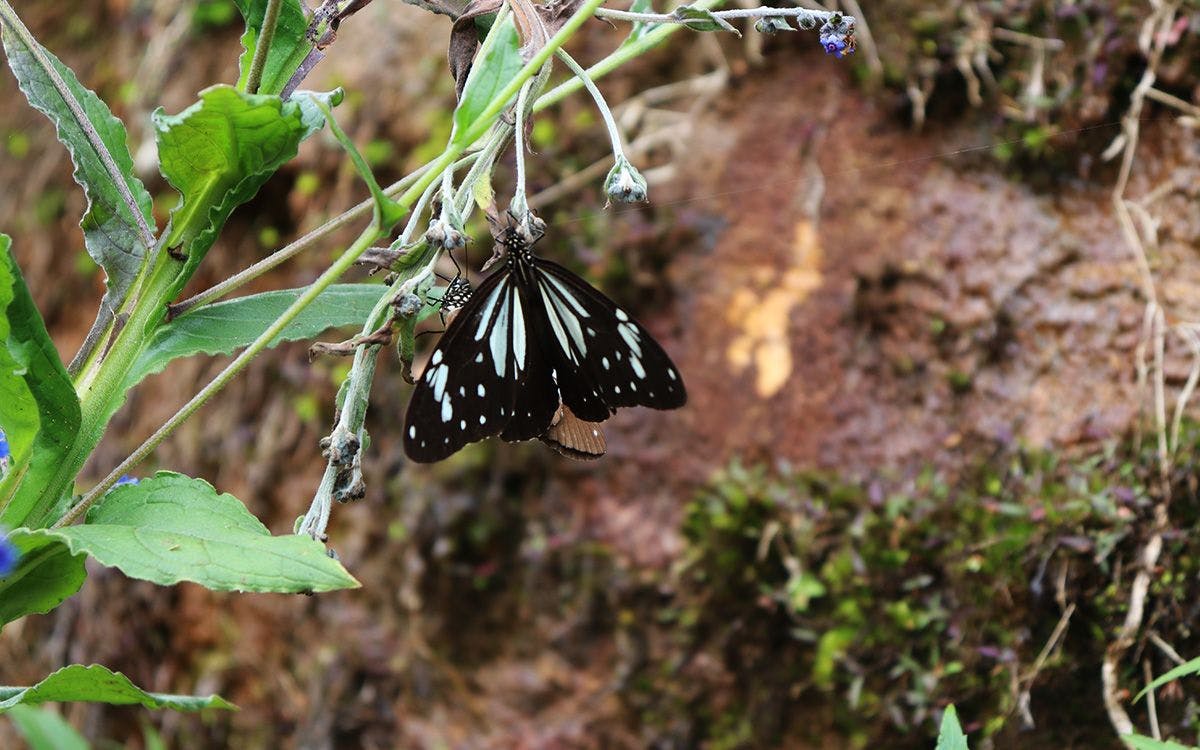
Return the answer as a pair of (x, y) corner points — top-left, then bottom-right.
(405, 272), (524, 462)
(531, 258), (687, 421)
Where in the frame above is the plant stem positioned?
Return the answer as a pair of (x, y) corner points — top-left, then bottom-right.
(555, 49), (625, 161)
(168, 156), (462, 318)
(593, 4), (838, 25)
(510, 77), (536, 219)
(459, 0), (608, 147)
(534, 0), (725, 113)
(244, 0), (283, 94)
(300, 179), (441, 540)
(57, 146), (462, 528)
(59, 0), (607, 527)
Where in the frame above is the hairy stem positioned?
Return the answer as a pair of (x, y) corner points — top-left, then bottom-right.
(244, 0), (283, 94)
(556, 48), (624, 161)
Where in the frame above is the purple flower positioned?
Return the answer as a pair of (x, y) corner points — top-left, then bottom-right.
(0, 532), (19, 578)
(819, 15), (856, 59)
(114, 475), (139, 487)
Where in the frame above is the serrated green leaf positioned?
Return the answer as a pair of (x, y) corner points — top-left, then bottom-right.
(46, 472), (359, 593)
(0, 664), (235, 713)
(0, 238), (82, 529)
(154, 86), (338, 294)
(5, 705), (89, 750)
(936, 705), (970, 750)
(0, 16), (155, 316)
(233, 0), (312, 95)
(1123, 736), (1197, 750)
(125, 283), (388, 392)
(451, 16), (521, 145)
(0, 530), (86, 630)
(1136, 656), (1200, 702)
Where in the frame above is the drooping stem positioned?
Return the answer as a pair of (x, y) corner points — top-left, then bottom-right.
(556, 49), (625, 162)
(510, 77), (537, 219)
(534, 0), (726, 112)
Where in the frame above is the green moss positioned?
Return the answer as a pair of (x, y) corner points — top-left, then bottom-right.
(625, 422), (1200, 747)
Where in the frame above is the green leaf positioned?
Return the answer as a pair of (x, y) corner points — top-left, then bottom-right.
(451, 15), (522, 145)
(0, 664), (235, 712)
(0, 238), (82, 529)
(669, 4), (740, 35)
(1136, 656), (1200, 702)
(0, 237), (38, 488)
(0, 15), (155, 314)
(45, 472), (359, 593)
(620, 0), (657, 46)
(1123, 736), (1197, 750)
(936, 705), (970, 750)
(5, 705), (89, 750)
(154, 86), (339, 293)
(233, 0), (312, 96)
(125, 283), (388, 392)
(0, 530), (86, 630)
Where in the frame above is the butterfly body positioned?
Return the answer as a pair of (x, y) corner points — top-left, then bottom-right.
(404, 218), (685, 463)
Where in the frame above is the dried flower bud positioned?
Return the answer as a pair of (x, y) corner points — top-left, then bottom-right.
(394, 292), (423, 319)
(819, 15), (856, 59)
(755, 17), (793, 34)
(424, 219), (467, 251)
(604, 157), (649, 204)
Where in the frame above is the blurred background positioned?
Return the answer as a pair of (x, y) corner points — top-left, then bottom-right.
(2, 1), (1200, 748)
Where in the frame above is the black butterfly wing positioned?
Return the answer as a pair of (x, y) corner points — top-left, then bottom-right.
(404, 269), (553, 462)
(499, 274), (560, 442)
(529, 258), (687, 422)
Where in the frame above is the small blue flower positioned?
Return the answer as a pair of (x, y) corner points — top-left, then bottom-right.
(0, 429), (9, 460)
(819, 15), (856, 59)
(0, 532), (19, 578)
(114, 474), (139, 486)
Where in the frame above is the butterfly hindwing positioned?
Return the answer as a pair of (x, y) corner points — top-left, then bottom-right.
(530, 258), (687, 422)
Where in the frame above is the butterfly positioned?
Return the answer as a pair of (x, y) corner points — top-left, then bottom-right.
(429, 269), (608, 460)
(403, 211), (686, 462)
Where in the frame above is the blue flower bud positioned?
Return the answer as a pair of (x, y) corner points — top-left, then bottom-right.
(604, 157), (648, 204)
(0, 532), (19, 578)
(0, 429), (9, 460)
(115, 475), (139, 486)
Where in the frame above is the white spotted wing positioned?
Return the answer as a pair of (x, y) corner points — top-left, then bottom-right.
(404, 255), (686, 462)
